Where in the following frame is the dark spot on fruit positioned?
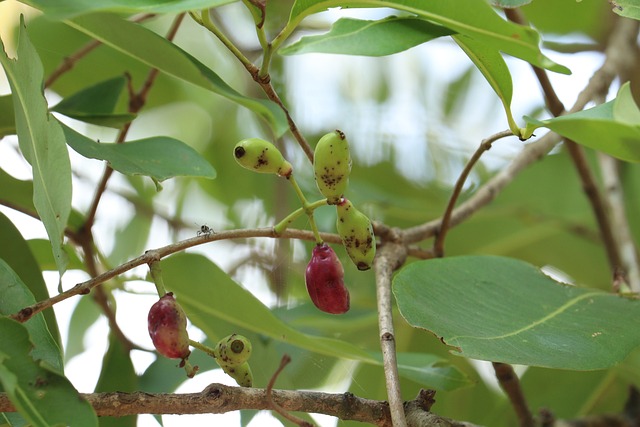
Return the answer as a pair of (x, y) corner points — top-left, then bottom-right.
(234, 146), (246, 158)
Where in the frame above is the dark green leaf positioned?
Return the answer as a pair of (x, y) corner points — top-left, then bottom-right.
(62, 124), (216, 182)
(20, 0), (237, 19)
(285, 0), (570, 74)
(0, 94), (16, 137)
(0, 17), (71, 278)
(0, 258), (62, 371)
(280, 16), (454, 56)
(524, 83), (640, 162)
(65, 13), (288, 136)
(162, 253), (469, 390)
(95, 334), (137, 427)
(393, 255), (640, 370)
(50, 75), (136, 128)
(0, 318), (98, 427)
(453, 35), (520, 136)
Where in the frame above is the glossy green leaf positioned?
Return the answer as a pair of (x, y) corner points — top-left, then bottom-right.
(161, 253), (469, 390)
(0, 258), (62, 371)
(50, 76), (136, 128)
(453, 35), (520, 137)
(393, 255), (640, 370)
(285, 0), (570, 74)
(20, 0), (237, 19)
(612, 0), (640, 20)
(0, 95), (16, 137)
(0, 318), (98, 427)
(0, 18), (71, 278)
(95, 334), (137, 427)
(62, 124), (216, 182)
(65, 13), (288, 136)
(523, 83), (640, 162)
(0, 212), (61, 349)
(280, 16), (455, 56)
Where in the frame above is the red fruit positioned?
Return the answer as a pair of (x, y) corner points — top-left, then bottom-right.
(305, 243), (350, 314)
(148, 292), (191, 360)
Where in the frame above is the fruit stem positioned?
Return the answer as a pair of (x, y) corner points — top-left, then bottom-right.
(287, 175), (325, 244)
(273, 199), (328, 235)
(149, 261), (167, 297)
(189, 339), (218, 359)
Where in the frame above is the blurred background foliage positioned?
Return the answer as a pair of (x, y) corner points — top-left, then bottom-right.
(0, 0), (639, 426)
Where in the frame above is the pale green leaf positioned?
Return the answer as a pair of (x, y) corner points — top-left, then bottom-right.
(612, 0), (640, 20)
(285, 0), (570, 74)
(65, 13), (288, 136)
(523, 83), (640, 162)
(0, 17), (71, 278)
(491, 0), (533, 7)
(280, 16), (455, 56)
(0, 318), (98, 427)
(62, 124), (216, 182)
(393, 255), (640, 370)
(19, 0), (237, 19)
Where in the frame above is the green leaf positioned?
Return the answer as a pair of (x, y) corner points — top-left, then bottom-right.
(65, 13), (288, 136)
(162, 253), (469, 390)
(280, 16), (455, 56)
(27, 239), (85, 272)
(20, 0), (237, 19)
(62, 124), (216, 182)
(612, 0), (640, 20)
(95, 334), (137, 427)
(0, 258), (62, 372)
(0, 17), (71, 279)
(0, 212), (62, 350)
(393, 255), (640, 370)
(0, 318), (98, 427)
(50, 76), (136, 128)
(285, 0), (570, 74)
(0, 95), (16, 137)
(523, 83), (640, 162)
(64, 296), (101, 363)
(453, 35), (521, 137)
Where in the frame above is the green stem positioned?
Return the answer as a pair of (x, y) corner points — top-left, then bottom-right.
(149, 261), (166, 297)
(189, 339), (217, 359)
(191, 10), (254, 70)
(274, 199), (328, 235)
(286, 175), (325, 244)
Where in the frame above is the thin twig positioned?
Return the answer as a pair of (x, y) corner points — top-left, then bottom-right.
(374, 240), (408, 427)
(266, 355), (314, 427)
(432, 129), (514, 257)
(492, 362), (535, 427)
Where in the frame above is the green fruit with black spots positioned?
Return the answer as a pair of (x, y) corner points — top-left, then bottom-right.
(213, 334), (254, 387)
(313, 130), (351, 204)
(336, 198), (376, 271)
(234, 138), (293, 177)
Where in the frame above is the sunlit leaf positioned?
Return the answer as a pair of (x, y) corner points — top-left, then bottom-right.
(280, 16), (454, 56)
(50, 75), (136, 128)
(19, 0), (237, 19)
(0, 318), (98, 427)
(393, 255), (640, 370)
(161, 253), (470, 390)
(523, 83), (640, 162)
(0, 17), (71, 278)
(286, 0), (570, 74)
(65, 13), (288, 136)
(62, 124), (216, 182)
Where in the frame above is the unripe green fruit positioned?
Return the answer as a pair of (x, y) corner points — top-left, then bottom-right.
(147, 293), (191, 360)
(336, 198), (376, 271)
(313, 130), (351, 205)
(234, 138), (293, 177)
(213, 334), (254, 387)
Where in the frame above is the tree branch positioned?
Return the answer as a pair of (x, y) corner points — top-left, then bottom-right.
(492, 363), (534, 427)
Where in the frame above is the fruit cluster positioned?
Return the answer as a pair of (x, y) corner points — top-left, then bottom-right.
(233, 131), (376, 314)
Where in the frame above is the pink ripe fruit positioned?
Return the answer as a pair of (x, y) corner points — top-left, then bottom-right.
(305, 243), (350, 314)
(148, 292), (191, 360)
